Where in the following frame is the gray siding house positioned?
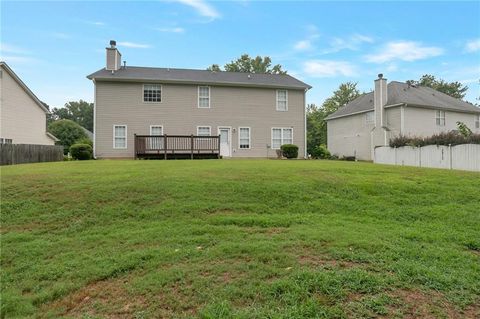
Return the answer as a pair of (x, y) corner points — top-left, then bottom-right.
(0, 62), (58, 145)
(326, 74), (480, 160)
(88, 41), (311, 159)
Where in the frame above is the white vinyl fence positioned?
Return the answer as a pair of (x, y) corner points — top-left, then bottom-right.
(374, 144), (480, 172)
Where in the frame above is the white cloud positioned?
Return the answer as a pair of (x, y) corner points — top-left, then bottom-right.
(175, 0), (220, 19)
(52, 32), (70, 39)
(117, 42), (151, 49)
(1, 43), (29, 54)
(294, 40), (312, 51)
(323, 34), (374, 53)
(86, 21), (105, 26)
(303, 60), (357, 77)
(293, 25), (320, 51)
(155, 27), (185, 33)
(365, 41), (443, 63)
(465, 39), (480, 53)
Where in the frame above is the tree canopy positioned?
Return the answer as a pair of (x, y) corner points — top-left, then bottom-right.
(307, 82), (361, 155)
(207, 54), (287, 74)
(49, 100), (94, 132)
(407, 74), (468, 100)
(48, 119), (88, 154)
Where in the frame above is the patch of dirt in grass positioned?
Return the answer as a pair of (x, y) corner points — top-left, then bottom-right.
(42, 276), (149, 318)
(384, 289), (478, 319)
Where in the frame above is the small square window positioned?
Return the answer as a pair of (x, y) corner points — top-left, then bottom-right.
(197, 126), (211, 136)
(143, 84), (162, 102)
(365, 111), (374, 124)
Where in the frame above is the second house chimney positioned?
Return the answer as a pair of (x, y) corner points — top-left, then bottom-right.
(106, 40), (122, 72)
(374, 73), (387, 128)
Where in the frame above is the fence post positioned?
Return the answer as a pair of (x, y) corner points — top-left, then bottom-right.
(394, 146), (397, 165)
(164, 134), (168, 160)
(449, 144), (452, 170)
(418, 146), (421, 167)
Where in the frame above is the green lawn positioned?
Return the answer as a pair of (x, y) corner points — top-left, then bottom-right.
(1, 160), (479, 318)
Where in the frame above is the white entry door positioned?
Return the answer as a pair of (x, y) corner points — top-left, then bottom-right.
(218, 127), (231, 157)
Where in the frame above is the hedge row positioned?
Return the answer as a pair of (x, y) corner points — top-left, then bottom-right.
(389, 131), (480, 148)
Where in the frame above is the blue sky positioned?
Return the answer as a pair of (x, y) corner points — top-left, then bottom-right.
(2, 0), (479, 108)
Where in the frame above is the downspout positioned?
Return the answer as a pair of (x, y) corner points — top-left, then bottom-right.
(304, 87), (308, 159)
(93, 79), (97, 159)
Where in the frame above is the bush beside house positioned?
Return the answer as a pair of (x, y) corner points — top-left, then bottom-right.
(280, 144), (299, 159)
(69, 144), (93, 160)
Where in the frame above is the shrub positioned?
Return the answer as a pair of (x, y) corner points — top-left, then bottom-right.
(390, 131), (480, 148)
(48, 120), (88, 154)
(69, 143), (93, 160)
(311, 144), (331, 159)
(75, 137), (93, 147)
(280, 144), (299, 159)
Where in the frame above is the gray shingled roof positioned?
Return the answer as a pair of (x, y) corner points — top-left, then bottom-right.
(87, 66), (311, 90)
(326, 81), (480, 120)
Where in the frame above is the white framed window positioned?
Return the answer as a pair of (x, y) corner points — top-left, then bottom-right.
(198, 86), (210, 108)
(113, 125), (127, 149)
(150, 125), (163, 136)
(475, 114), (480, 129)
(276, 90), (288, 111)
(143, 84), (162, 102)
(238, 127), (251, 149)
(271, 128), (293, 149)
(436, 110), (445, 126)
(197, 126), (211, 136)
(0, 138), (12, 144)
(365, 111), (374, 124)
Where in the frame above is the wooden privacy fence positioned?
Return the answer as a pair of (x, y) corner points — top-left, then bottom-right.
(135, 134), (220, 159)
(0, 144), (64, 165)
(374, 144), (480, 172)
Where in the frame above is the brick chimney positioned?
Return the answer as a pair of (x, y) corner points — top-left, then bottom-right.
(106, 40), (121, 71)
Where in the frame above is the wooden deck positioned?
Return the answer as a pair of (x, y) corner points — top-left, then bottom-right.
(134, 134), (220, 159)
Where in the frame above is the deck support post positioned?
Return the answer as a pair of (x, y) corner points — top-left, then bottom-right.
(190, 135), (194, 160)
(164, 135), (167, 160)
(218, 134), (221, 159)
(134, 134), (137, 160)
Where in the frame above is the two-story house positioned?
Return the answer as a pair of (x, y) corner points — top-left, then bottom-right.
(0, 62), (58, 145)
(87, 41), (311, 159)
(325, 74), (480, 160)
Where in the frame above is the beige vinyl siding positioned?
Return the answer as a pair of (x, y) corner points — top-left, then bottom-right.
(385, 106), (402, 137)
(327, 112), (373, 160)
(403, 107), (480, 137)
(94, 82), (305, 158)
(0, 65), (54, 145)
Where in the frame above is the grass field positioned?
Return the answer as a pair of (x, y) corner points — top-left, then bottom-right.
(1, 160), (479, 318)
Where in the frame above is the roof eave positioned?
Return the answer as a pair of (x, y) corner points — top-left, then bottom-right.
(87, 76), (311, 90)
(404, 103), (480, 114)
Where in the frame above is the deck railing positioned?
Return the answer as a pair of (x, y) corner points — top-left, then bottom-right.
(134, 134), (220, 159)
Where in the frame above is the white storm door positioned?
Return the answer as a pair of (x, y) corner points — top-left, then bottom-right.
(218, 128), (231, 157)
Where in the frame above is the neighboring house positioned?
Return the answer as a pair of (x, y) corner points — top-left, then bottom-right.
(0, 62), (58, 145)
(87, 41), (311, 159)
(80, 126), (94, 140)
(325, 74), (480, 160)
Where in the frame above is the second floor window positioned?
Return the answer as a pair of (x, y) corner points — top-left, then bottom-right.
(476, 114), (480, 129)
(198, 86), (210, 108)
(144, 84), (162, 102)
(276, 90), (288, 111)
(436, 110), (445, 126)
(365, 111), (374, 124)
